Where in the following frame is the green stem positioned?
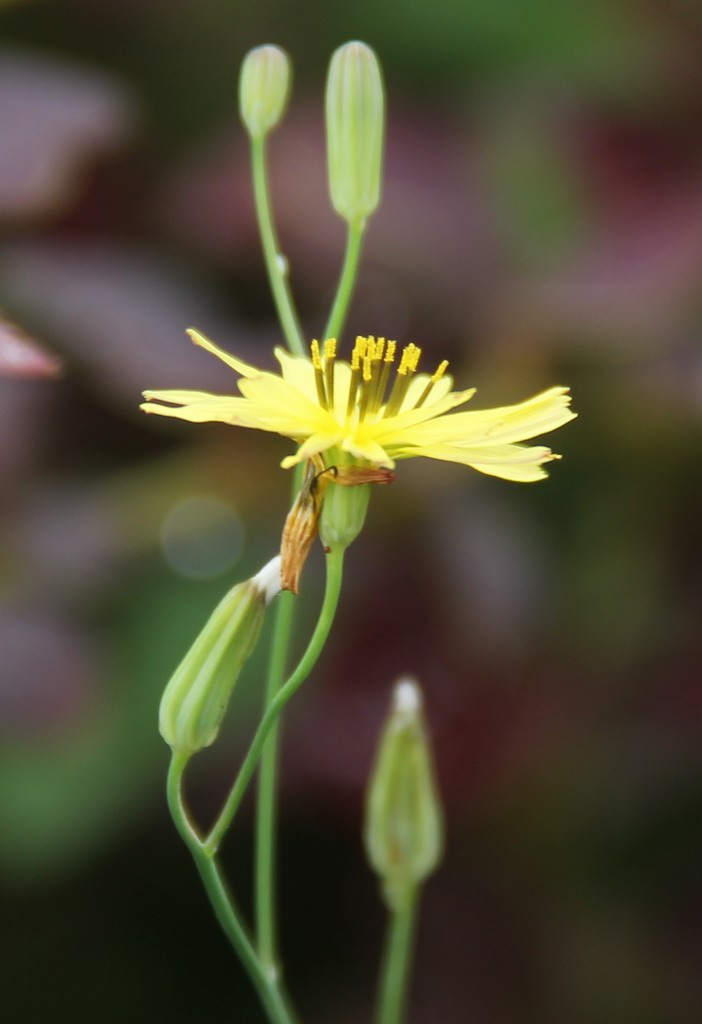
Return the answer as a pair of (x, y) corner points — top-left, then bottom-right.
(255, 586), (296, 969)
(251, 136), (306, 356)
(376, 887), (420, 1024)
(206, 545), (345, 855)
(167, 755), (299, 1024)
(324, 218), (366, 340)
(254, 461), (304, 967)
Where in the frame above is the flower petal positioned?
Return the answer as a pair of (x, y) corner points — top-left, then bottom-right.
(142, 388), (229, 404)
(341, 434), (394, 466)
(187, 328), (262, 378)
(393, 387), (575, 448)
(274, 347), (317, 401)
(395, 440), (560, 481)
(399, 371), (454, 411)
(280, 432), (344, 468)
(372, 387), (477, 440)
(238, 372), (337, 434)
(141, 394), (257, 425)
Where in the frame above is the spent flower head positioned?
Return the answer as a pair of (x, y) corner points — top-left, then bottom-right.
(142, 330), (575, 483)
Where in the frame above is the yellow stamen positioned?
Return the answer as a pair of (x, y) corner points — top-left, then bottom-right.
(352, 335), (368, 368)
(414, 359), (450, 409)
(432, 359), (448, 383)
(407, 344), (421, 372)
(385, 343), (421, 417)
(371, 339), (397, 414)
(324, 338), (336, 409)
(358, 348), (378, 422)
(367, 338), (389, 414)
(397, 344), (413, 376)
(346, 337), (369, 420)
(310, 339), (327, 408)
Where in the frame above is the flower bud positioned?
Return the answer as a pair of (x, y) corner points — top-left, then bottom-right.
(239, 45), (291, 139)
(159, 555), (282, 757)
(325, 41), (385, 224)
(364, 679), (444, 909)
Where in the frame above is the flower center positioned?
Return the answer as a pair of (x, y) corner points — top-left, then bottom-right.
(310, 336), (448, 423)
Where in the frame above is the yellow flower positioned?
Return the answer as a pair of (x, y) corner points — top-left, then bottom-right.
(141, 330), (575, 482)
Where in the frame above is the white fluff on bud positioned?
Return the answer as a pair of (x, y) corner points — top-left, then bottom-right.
(253, 554), (283, 606)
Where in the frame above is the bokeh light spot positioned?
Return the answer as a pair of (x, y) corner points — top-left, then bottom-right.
(160, 495), (244, 579)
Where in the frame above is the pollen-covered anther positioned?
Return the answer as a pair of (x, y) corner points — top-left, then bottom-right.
(355, 336), (385, 422)
(369, 338), (397, 415)
(415, 358), (450, 409)
(432, 359), (449, 383)
(385, 343), (422, 417)
(345, 336), (369, 419)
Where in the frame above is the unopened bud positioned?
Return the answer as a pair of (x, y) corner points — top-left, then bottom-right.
(239, 45), (291, 139)
(364, 679), (444, 909)
(325, 41), (385, 224)
(159, 555), (282, 756)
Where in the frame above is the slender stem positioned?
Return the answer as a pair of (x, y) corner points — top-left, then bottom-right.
(255, 586), (296, 968)
(376, 887), (420, 1024)
(206, 546), (345, 855)
(254, 461), (304, 966)
(167, 755), (299, 1024)
(324, 218), (366, 340)
(251, 136), (306, 356)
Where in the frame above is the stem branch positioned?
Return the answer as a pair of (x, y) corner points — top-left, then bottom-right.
(167, 755), (299, 1024)
(324, 219), (365, 340)
(251, 137), (305, 355)
(206, 546), (345, 854)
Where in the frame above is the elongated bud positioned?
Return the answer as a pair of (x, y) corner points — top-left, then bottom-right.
(364, 679), (444, 909)
(159, 555), (282, 756)
(325, 41), (385, 224)
(239, 45), (291, 139)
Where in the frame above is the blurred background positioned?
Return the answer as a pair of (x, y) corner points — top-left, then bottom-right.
(1, 1), (702, 1021)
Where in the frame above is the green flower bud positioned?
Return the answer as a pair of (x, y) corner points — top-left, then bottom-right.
(364, 679), (444, 909)
(319, 479), (370, 551)
(239, 45), (291, 139)
(325, 41), (385, 224)
(159, 555), (282, 757)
